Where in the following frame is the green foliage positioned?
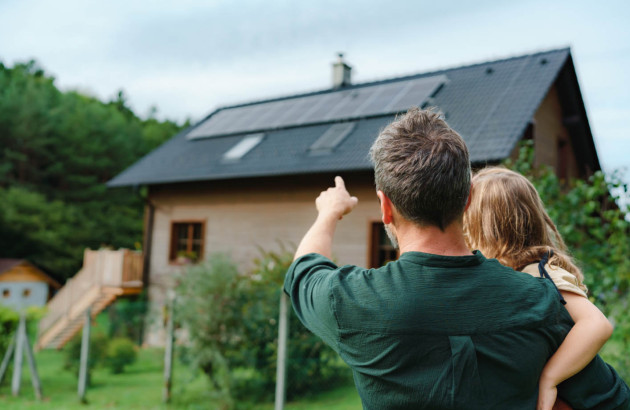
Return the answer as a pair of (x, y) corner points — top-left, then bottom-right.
(0, 304), (19, 354)
(175, 254), (242, 405)
(175, 250), (350, 407)
(106, 295), (148, 345)
(0, 60), (184, 280)
(0, 186), (83, 276)
(63, 331), (108, 385)
(504, 141), (630, 380)
(0, 305), (47, 355)
(105, 337), (138, 374)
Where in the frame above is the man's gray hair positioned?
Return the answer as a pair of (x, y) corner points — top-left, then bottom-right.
(369, 107), (471, 230)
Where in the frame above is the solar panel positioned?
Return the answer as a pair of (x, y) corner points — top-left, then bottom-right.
(309, 123), (356, 155)
(187, 74), (447, 140)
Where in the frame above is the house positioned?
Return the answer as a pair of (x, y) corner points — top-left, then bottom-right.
(109, 48), (600, 345)
(0, 259), (61, 310)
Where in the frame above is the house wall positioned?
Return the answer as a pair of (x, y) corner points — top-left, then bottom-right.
(0, 281), (48, 310)
(530, 85), (580, 179)
(144, 172), (382, 345)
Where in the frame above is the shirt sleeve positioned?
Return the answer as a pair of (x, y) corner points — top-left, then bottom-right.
(284, 253), (340, 352)
(521, 263), (588, 298)
(544, 264), (588, 298)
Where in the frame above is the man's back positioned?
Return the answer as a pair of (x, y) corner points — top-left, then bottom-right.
(285, 251), (629, 409)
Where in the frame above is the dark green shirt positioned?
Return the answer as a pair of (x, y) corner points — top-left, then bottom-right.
(284, 251), (629, 410)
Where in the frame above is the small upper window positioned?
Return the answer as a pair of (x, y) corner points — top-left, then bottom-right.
(23, 288), (31, 298)
(309, 122), (355, 156)
(170, 221), (205, 263)
(2, 289), (10, 298)
(223, 133), (264, 161)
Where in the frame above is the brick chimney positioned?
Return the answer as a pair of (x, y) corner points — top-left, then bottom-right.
(332, 53), (352, 89)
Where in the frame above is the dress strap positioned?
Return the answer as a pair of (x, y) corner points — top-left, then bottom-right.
(537, 250), (566, 305)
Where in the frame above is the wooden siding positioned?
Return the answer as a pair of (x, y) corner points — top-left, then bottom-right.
(532, 85), (580, 179)
(143, 172), (381, 345)
(149, 173), (381, 274)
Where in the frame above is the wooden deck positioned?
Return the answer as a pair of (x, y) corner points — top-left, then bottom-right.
(36, 249), (143, 350)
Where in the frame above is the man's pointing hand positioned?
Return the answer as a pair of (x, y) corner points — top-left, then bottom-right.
(316, 176), (359, 220)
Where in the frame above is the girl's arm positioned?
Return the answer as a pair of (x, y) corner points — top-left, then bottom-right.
(537, 291), (614, 410)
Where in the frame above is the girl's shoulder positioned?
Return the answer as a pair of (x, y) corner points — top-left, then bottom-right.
(521, 262), (588, 298)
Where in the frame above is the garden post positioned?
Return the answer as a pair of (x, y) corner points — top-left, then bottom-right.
(23, 322), (43, 400)
(78, 307), (91, 403)
(274, 292), (289, 410)
(11, 313), (26, 396)
(163, 293), (175, 403)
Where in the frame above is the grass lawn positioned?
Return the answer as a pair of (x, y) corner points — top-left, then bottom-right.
(0, 347), (361, 409)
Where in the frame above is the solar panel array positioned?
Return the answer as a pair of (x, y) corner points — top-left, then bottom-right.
(187, 74), (448, 139)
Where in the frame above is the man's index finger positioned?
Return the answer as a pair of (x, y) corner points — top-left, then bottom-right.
(335, 176), (345, 189)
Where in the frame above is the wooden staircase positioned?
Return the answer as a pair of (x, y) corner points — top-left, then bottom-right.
(37, 249), (143, 350)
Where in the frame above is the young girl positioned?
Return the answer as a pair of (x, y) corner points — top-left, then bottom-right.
(463, 167), (613, 410)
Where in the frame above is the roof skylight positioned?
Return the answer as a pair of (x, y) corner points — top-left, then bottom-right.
(222, 133), (264, 161)
(309, 123), (355, 156)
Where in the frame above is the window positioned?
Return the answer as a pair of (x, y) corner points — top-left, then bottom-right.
(2, 289), (9, 298)
(23, 288), (31, 298)
(170, 221), (205, 263)
(222, 133), (264, 161)
(369, 222), (398, 268)
(308, 122), (355, 156)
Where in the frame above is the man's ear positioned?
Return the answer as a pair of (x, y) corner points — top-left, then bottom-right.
(464, 183), (473, 212)
(376, 190), (394, 224)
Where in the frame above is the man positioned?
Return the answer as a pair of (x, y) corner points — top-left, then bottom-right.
(284, 108), (629, 409)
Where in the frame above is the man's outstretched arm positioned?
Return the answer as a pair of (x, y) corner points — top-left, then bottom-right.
(294, 176), (358, 260)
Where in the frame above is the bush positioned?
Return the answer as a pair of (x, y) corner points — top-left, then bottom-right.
(0, 305), (19, 354)
(176, 250), (350, 406)
(105, 337), (137, 374)
(63, 330), (108, 385)
(106, 294), (148, 344)
(0, 305), (46, 354)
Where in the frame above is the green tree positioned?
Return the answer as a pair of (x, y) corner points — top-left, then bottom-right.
(0, 60), (184, 281)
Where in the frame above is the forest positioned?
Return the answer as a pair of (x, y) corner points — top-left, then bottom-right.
(0, 60), (186, 281)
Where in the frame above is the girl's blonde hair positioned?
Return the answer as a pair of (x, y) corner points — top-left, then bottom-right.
(463, 167), (583, 282)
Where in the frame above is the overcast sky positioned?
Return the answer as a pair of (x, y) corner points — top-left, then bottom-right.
(1, 0), (628, 174)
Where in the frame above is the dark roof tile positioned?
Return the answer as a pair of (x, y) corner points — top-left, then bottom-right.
(109, 48), (570, 187)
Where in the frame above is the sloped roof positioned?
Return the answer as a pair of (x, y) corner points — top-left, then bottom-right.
(109, 48), (575, 187)
(0, 259), (61, 289)
(0, 259), (22, 274)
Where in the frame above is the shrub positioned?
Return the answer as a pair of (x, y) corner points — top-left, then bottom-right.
(176, 250), (350, 406)
(0, 305), (46, 354)
(105, 337), (137, 374)
(106, 294), (148, 344)
(0, 305), (19, 354)
(63, 330), (108, 385)
(175, 254), (243, 404)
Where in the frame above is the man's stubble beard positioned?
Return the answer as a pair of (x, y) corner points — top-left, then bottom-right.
(384, 224), (399, 249)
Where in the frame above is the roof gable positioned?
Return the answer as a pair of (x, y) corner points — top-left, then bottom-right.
(109, 48), (573, 187)
(0, 259), (61, 289)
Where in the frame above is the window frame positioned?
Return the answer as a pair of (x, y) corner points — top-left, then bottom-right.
(367, 220), (398, 268)
(169, 220), (206, 264)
